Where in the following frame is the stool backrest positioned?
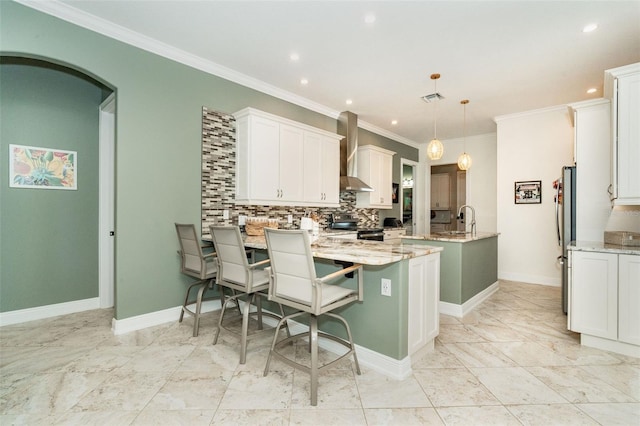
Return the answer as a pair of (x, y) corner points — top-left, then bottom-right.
(210, 225), (250, 287)
(264, 229), (317, 306)
(175, 223), (207, 279)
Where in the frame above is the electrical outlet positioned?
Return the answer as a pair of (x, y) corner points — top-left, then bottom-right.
(287, 214), (293, 224)
(381, 278), (391, 297)
(223, 209), (229, 220)
(238, 215), (246, 226)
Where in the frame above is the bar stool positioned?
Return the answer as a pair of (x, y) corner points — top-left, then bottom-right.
(209, 225), (287, 364)
(263, 228), (363, 406)
(174, 223), (219, 337)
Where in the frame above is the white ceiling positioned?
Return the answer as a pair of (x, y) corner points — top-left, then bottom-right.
(26, 1), (640, 145)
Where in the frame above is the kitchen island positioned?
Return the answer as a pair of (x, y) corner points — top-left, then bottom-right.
(229, 235), (443, 379)
(403, 232), (499, 317)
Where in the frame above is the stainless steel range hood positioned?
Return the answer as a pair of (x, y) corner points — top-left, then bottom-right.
(337, 111), (373, 192)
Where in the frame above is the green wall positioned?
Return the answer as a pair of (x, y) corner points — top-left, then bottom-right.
(0, 60), (103, 310)
(0, 2), (417, 319)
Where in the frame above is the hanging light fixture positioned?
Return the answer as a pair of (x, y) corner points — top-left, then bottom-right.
(457, 99), (472, 170)
(426, 73), (444, 160)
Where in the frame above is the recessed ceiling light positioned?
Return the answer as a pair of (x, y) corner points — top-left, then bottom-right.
(364, 13), (376, 24)
(583, 23), (598, 33)
(300, 78), (308, 85)
(346, 99), (353, 105)
(587, 87), (597, 94)
(290, 52), (300, 61)
(391, 120), (398, 125)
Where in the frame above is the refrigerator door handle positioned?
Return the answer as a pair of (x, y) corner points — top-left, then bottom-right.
(555, 180), (562, 246)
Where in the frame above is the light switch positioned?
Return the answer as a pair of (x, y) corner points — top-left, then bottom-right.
(223, 210), (229, 220)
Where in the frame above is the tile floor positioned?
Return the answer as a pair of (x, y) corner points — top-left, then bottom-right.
(1, 280), (639, 425)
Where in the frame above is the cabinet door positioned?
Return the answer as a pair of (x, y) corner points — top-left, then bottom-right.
(248, 116), (280, 201)
(278, 124), (304, 202)
(430, 173), (450, 209)
(618, 254), (640, 345)
(379, 150), (393, 207)
(569, 251), (618, 339)
(356, 146), (395, 209)
(408, 253), (440, 355)
(616, 72), (640, 203)
(320, 136), (340, 204)
(303, 133), (339, 205)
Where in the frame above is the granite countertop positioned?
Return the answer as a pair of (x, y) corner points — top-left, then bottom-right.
(242, 235), (442, 265)
(569, 241), (640, 256)
(403, 231), (499, 243)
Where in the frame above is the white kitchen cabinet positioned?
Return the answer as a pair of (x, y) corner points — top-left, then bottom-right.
(408, 253), (440, 355)
(430, 173), (450, 209)
(569, 99), (611, 242)
(618, 254), (640, 345)
(605, 63), (640, 205)
(303, 132), (340, 205)
(569, 248), (640, 356)
(234, 108), (341, 206)
(569, 250), (618, 340)
(356, 145), (395, 209)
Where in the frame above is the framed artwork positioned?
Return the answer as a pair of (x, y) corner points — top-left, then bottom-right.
(9, 144), (77, 190)
(515, 180), (541, 204)
(392, 183), (399, 203)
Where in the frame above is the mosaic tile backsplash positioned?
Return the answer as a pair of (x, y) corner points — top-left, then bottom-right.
(201, 107), (379, 236)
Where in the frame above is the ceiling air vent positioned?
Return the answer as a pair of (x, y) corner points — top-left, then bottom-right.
(421, 93), (445, 103)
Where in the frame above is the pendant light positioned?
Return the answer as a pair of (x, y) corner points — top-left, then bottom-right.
(426, 73), (444, 160)
(457, 99), (472, 170)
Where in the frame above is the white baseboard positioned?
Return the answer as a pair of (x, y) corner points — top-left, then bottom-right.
(581, 334), (640, 358)
(499, 271), (560, 287)
(439, 281), (500, 318)
(112, 299), (221, 335)
(0, 297), (101, 326)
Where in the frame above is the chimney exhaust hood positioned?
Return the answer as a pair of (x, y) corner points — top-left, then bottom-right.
(337, 111), (373, 192)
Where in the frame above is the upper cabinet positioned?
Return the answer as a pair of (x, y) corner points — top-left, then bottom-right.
(302, 131), (340, 205)
(234, 108), (341, 207)
(356, 145), (395, 209)
(605, 63), (640, 205)
(430, 173), (451, 210)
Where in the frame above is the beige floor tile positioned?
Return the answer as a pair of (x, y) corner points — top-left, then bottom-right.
(414, 368), (500, 407)
(444, 342), (518, 368)
(508, 403), (601, 425)
(219, 370), (293, 410)
(145, 369), (231, 410)
(490, 341), (574, 366)
(577, 364), (640, 400)
(575, 402), (640, 425)
(290, 369), (361, 408)
(212, 408), (289, 425)
(436, 405), (521, 425)
(412, 342), (465, 369)
(469, 366), (567, 405)
(132, 408), (216, 425)
(436, 324), (487, 344)
(355, 370), (431, 408)
(289, 408), (367, 425)
(53, 410), (140, 426)
(364, 408), (443, 425)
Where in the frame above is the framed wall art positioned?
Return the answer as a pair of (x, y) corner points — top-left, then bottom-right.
(515, 180), (541, 204)
(9, 144), (77, 190)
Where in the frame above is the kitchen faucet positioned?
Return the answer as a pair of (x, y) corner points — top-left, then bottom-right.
(458, 205), (476, 236)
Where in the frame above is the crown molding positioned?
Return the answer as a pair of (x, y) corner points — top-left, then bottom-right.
(16, 0), (418, 148)
(493, 104), (568, 123)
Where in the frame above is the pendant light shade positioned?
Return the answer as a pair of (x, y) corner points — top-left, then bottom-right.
(427, 138), (444, 160)
(457, 99), (472, 171)
(426, 73), (443, 160)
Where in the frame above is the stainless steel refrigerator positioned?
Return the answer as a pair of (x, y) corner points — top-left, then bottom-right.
(556, 166), (576, 314)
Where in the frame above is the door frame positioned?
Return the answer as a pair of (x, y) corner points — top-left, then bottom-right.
(99, 94), (115, 308)
(400, 158), (419, 235)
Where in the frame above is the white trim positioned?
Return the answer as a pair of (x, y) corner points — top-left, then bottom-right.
(111, 299), (221, 335)
(494, 104), (568, 123)
(498, 271), (560, 287)
(16, 0), (417, 149)
(0, 298), (100, 326)
(439, 281), (500, 318)
(99, 94), (115, 308)
(581, 334), (640, 358)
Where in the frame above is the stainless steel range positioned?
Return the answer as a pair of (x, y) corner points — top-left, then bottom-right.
(328, 214), (384, 241)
